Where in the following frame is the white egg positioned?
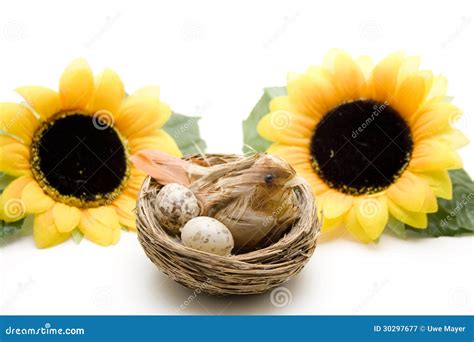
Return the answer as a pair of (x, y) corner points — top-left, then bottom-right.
(180, 217), (234, 256)
(155, 183), (200, 235)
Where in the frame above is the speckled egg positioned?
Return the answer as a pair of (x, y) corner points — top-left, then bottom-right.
(180, 217), (234, 256)
(155, 183), (200, 235)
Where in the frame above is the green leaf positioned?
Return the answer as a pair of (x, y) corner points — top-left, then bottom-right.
(0, 215), (33, 246)
(21, 215), (34, 235)
(0, 218), (24, 238)
(0, 172), (16, 192)
(406, 169), (474, 237)
(71, 228), (84, 244)
(242, 87), (287, 154)
(162, 112), (207, 156)
(386, 216), (406, 239)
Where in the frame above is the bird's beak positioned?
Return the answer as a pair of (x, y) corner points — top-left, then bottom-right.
(284, 175), (305, 188)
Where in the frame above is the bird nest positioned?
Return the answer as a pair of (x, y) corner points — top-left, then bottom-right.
(136, 154), (320, 296)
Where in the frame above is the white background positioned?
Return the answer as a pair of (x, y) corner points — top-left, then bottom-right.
(0, 0), (473, 315)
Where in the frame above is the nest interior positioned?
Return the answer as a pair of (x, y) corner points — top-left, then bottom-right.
(136, 154), (320, 296)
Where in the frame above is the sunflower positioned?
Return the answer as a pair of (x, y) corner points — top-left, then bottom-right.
(0, 59), (181, 247)
(257, 50), (468, 242)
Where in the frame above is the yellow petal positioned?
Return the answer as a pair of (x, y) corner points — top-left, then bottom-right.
(125, 168), (146, 195)
(0, 175), (31, 221)
(387, 199), (427, 228)
(436, 128), (469, 150)
(298, 169), (329, 195)
(396, 55), (421, 84)
(59, 59), (94, 110)
(345, 206), (373, 243)
(21, 180), (55, 214)
(323, 49), (366, 99)
(0, 103), (39, 143)
(355, 55), (374, 97)
(269, 96), (294, 113)
(370, 51), (406, 102)
(320, 220), (347, 242)
(79, 206), (121, 246)
(16, 86), (61, 120)
(266, 143), (311, 167)
(128, 129), (182, 157)
(410, 139), (462, 171)
(288, 70), (339, 118)
(420, 185), (438, 213)
(132, 85), (160, 98)
(412, 102), (460, 141)
(113, 194), (137, 231)
(414, 170), (452, 200)
(391, 72), (431, 119)
(257, 111), (315, 146)
(356, 55), (374, 80)
(426, 75), (448, 101)
(321, 214), (345, 232)
(116, 91), (171, 139)
(355, 196), (389, 240)
(33, 209), (70, 248)
(0, 135), (31, 176)
(125, 177), (145, 197)
(320, 190), (353, 219)
(387, 171), (428, 212)
(87, 206), (121, 229)
(87, 68), (125, 115)
(52, 202), (81, 232)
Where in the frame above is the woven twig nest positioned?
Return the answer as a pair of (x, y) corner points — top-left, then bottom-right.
(136, 154), (320, 296)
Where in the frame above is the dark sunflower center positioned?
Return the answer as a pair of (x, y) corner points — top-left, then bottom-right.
(310, 100), (413, 195)
(31, 113), (129, 208)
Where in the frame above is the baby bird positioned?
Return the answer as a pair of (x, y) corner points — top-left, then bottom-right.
(131, 150), (304, 252)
